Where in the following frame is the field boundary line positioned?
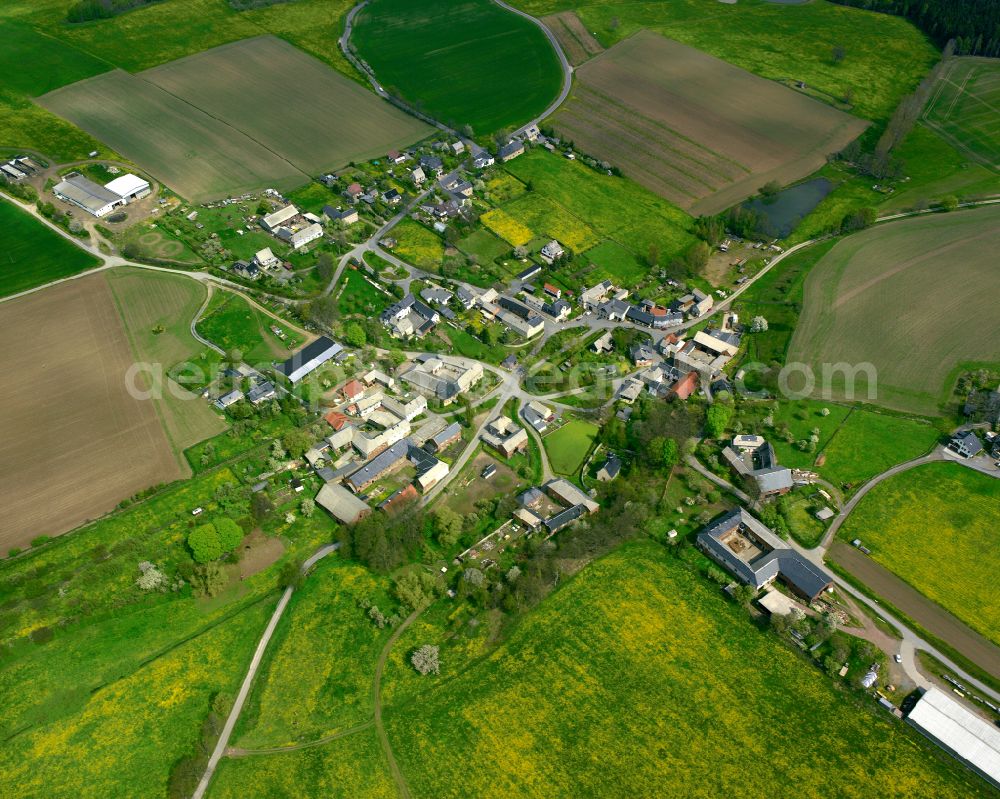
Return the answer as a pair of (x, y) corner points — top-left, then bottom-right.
(227, 719), (375, 757)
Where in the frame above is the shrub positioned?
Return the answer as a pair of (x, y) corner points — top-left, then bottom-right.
(30, 535), (52, 548)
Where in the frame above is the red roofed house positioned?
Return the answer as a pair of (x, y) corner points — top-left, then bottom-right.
(543, 283), (561, 299)
(672, 371), (699, 401)
(346, 183), (363, 201)
(325, 410), (350, 431)
(379, 483), (418, 513)
(342, 379), (365, 403)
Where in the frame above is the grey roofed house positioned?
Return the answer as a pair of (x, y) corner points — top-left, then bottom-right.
(456, 286), (477, 308)
(697, 508), (832, 601)
(473, 152), (495, 168)
(427, 422), (462, 452)
(420, 287), (453, 306)
(246, 381), (276, 404)
(517, 264), (542, 281)
(53, 174), (124, 217)
(518, 487), (544, 508)
(214, 389), (243, 410)
(499, 140), (525, 161)
(754, 466), (794, 495)
(497, 296), (533, 321)
(316, 483), (370, 524)
(323, 205), (359, 224)
(948, 429), (983, 458)
(274, 336), (344, 383)
(419, 155), (443, 171)
(596, 455), (622, 482)
(542, 299), (571, 319)
(544, 503), (588, 534)
(346, 440), (409, 492)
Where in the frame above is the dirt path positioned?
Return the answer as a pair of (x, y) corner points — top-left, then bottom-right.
(226, 719), (375, 758)
(373, 606), (423, 799)
(829, 541), (1000, 680)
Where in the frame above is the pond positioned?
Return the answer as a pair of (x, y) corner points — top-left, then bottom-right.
(744, 177), (833, 237)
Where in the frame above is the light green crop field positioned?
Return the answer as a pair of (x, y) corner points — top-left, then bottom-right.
(581, 240), (647, 287)
(196, 289), (304, 365)
(391, 218), (445, 270)
(501, 192), (600, 252)
(352, 0), (563, 134)
(106, 268), (227, 454)
(234, 559), (394, 749)
(513, 0), (937, 123)
(504, 149), (696, 263)
(839, 462), (1000, 647)
(40, 37), (429, 202)
(382, 542), (990, 797)
(0, 199), (99, 297)
(788, 205), (1000, 415)
(543, 419), (599, 474)
(924, 57), (1000, 170)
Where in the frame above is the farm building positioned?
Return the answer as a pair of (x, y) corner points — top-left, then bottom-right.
(275, 336), (344, 383)
(104, 173), (151, 202)
(346, 440), (409, 493)
(499, 140), (525, 161)
(381, 394), (427, 422)
(696, 508), (832, 601)
(481, 416), (529, 458)
(53, 174), (124, 217)
(316, 483), (371, 524)
(906, 687), (1000, 789)
(545, 479), (600, 514)
(426, 422), (462, 453)
(260, 205), (299, 232)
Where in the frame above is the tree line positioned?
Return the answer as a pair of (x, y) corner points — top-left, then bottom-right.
(831, 0), (1000, 56)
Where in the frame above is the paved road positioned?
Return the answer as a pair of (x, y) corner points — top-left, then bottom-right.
(190, 284), (225, 355)
(192, 543), (340, 799)
(489, 0), (574, 139)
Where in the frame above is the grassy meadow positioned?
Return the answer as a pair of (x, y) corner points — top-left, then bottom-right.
(0, 199), (99, 297)
(196, 289), (304, 364)
(336, 269), (390, 317)
(923, 57), (1000, 170)
(514, 0), (937, 123)
(382, 542), (990, 797)
(391, 218), (445, 269)
(543, 419), (599, 475)
(352, 0), (562, 133)
(234, 560), (394, 749)
(839, 462), (1000, 647)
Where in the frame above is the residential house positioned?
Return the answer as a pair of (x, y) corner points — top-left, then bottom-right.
(481, 416), (529, 457)
(543, 282), (562, 299)
(410, 166), (426, 185)
(345, 183), (364, 202)
(420, 286), (453, 307)
(949, 430), (983, 458)
(353, 419), (410, 459)
(363, 369), (395, 390)
(473, 152), (495, 169)
(254, 247), (279, 269)
(499, 140), (525, 162)
(592, 331), (614, 354)
(542, 298), (571, 320)
(540, 240), (565, 264)
(380, 293), (440, 339)
(419, 155), (444, 175)
(596, 455), (622, 482)
(451, 141), (465, 155)
(246, 381), (276, 404)
(232, 260), (261, 280)
(341, 379), (365, 403)
(630, 343), (657, 368)
(401, 357), (483, 403)
(616, 378), (644, 404)
(697, 508), (833, 601)
(381, 394), (427, 422)
(523, 401), (555, 433)
(426, 422), (462, 453)
(214, 390), (243, 410)
(387, 150), (406, 164)
(580, 280), (614, 309)
(323, 205), (359, 225)
(722, 439), (792, 497)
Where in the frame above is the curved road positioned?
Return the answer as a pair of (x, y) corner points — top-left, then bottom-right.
(192, 543), (340, 799)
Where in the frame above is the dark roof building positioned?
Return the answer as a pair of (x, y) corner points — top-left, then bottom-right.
(697, 508), (832, 601)
(949, 429), (983, 458)
(544, 504), (588, 534)
(275, 337), (344, 383)
(346, 440), (409, 493)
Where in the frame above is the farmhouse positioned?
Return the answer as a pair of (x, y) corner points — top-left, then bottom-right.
(481, 416), (529, 457)
(905, 687), (1000, 789)
(596, 455), (622, 482)
(323, 205), (359, 225)
(346, 439), (409, 493)
(275, 336), (344, 383)
(53, 174), (124, 218)
(260, 204), (324, 249)
(381, 293), (440, 339)
(381, 394), (427, 422)
(523, 400), (555, 433)
(499, 140), (525, 162)
(316, 482), (371, 524)
(401, 357), (483, 403)
(426, 422), (462, 453)
(722, 438), (793, 497)
(697, 508), (833, 601)
(545, 478), (599, 514)
(352, 419), (410, 459)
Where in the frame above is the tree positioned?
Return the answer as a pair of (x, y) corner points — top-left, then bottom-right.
(308, 295), (338, 328)
(300, 498), (316, 518)
(278, 558), (304, 589)
(344, 322), (366, 348)
(190, 562), (227, 598)
(411, 644), (440, 675)
(282, 429), (312, 459)
(513, 245), (528, 259)
(732, 584), (756, 608)
(840, 207), (877, 233)
(188, 524), (222, 564)
(215, 517), (244, 552)
(759, 180), (781, 197)
(434, 506), (464, 547)
(395, 570), (439, 610)
(940, 194), (959, 212)
(705, 404), (733, 439)
(256, 201), (270, 216)
(136, 561), (167, 591)
(661, 438), (679, 470)
(251, 491), (273, 522)
(749, 315), (769, 333)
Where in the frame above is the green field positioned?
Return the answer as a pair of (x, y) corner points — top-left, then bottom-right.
(391, 218), (445, 269)
(502, 192), (600, 252)
(580, 240), (647, 287)
(41, 36), (429, 202)
(0, 199), (99, 297)
(457, 227), (512, 265)
(788, 205), (1000, 415)
(106, 267), (227, 454)
(924, 57), (1000, 170)
(839, 462), (1000, 646)
(352, 0), (563, 134)
(514, 0), (937, 124)
(382, 542), (988, 797)
(503, 149), (696, 265)
(234, 559), (393, 749)
(543, 419), (599, 475)
(196, 289), (304, 364)
(336, 269), (390, 317)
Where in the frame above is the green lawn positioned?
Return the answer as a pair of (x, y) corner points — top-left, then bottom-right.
(352, 0), (563, 134)
(580, 240), (647, 288)
(336, 269), (389, 317)
(234, 559), (394, 749)
(391, 218), (444, 270)
(543, 419), (599, 475)
(382, 542), (988, 797)
(457, 228), (512, 264)
(195, 289), (303, 364)
(0, 199), (99, 297)
(839, 462), (1000, 647)
(514, 0), (937, 124)
(504, 149), (696, 265)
